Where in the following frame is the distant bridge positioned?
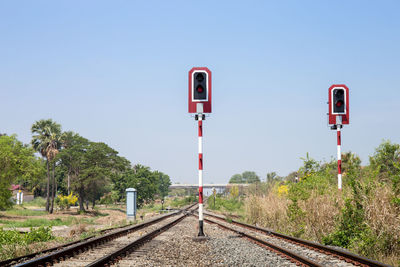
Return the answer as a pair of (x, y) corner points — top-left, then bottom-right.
(169, 183), (250, 190)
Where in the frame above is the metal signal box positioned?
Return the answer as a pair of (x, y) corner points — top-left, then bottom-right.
(189, 67), (212, 113)
(329, 84), (349, 125)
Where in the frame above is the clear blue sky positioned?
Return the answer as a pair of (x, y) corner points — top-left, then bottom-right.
(1, 1), (399, 184)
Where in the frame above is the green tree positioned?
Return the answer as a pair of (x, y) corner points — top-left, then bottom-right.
(110, 173), (127, 203)
(369, 140), (400, 181)
(284, 171), (299, 183)
(58, 134), (89, 211)
(341, 151), (362, 174)
(60, 131), (75, 195)
(58, 135), (128, 211)
(31, 119), (62, 213)
(155, 171), (171, 200)
(242, 171), (260, 183)
(82, 142), (128, 209)
(230, 172), (260, 184)
(229, 174), (244, 183)
(266, 171), (284, 183)
(125, 164), (158, 207)
(299, 153), (319, 178)
(0, 135), (45, 210)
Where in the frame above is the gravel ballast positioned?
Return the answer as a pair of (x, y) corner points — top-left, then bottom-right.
(114, 216), (296, 267)
(203, 212), (356, 267)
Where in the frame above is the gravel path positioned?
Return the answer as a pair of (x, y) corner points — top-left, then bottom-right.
(113, 216), (295, 267)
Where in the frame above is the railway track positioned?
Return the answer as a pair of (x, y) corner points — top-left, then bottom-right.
(1, 222), (145, 267)
(201, 210), (391, 267)
(3, 203), (392, 267)
(5, 203), (197, 267)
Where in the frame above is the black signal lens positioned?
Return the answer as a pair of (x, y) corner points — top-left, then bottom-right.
(335, 90), (344, 97)
(196, 73), (204, 82)
(193, 71), (207, 100)
(332, 89), (345, 114)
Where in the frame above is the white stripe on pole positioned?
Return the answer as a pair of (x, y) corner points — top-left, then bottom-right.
(199, 204), (203, 220)
(198, 137), (202, 153)
(197, 108), (205, 236)
(199, 170), (203, 186)
(337, 126), (342, 190)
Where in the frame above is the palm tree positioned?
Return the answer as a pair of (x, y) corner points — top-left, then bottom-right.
(31, 119), (62, 213)
(60, 131), (75, 195)
(47, 130), (63, 213)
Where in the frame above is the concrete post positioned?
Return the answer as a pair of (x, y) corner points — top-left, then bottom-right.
(126, 188), (137, 220)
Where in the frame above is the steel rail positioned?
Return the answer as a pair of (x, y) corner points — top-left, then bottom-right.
(203, 211), (391, 267)
(0, 223), (134, 267)
(86, 212), (189, 267)
(12, 203), (197, 267)
(194, 214), (322, 267)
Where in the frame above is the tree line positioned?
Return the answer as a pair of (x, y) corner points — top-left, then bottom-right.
(0, 119), (171, 212)
(229, 170), (283, 184)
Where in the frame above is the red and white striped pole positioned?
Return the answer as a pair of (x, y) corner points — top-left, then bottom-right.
(337, 125), (342, 190)
(336, 115), (342, 191)
(197, 111), (205, 236)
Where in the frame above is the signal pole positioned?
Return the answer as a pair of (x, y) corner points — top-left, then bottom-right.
(197, 106), (204, 236)
(188, 67), (212, 237)
(336, 117), (342, 191)
(328, 84), (349, 191)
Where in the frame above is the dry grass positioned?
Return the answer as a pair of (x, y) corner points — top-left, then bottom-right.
(245, 193), (289, 231)
(69, 223), (88, 237)
(297, 191), (344, 241)
(244, 183), (400, 266)
(364, 185), (400, 242)
(359, 184), (400, 265)
(244, 190), (344, 242)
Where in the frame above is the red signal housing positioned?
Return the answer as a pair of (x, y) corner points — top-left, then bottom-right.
(328, 84), (349, 125)
(188, 67), (212, 113)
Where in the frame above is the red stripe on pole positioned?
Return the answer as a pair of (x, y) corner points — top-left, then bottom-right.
(337, 130), (341, 145)
(338, 159), (342, 174)
(198, 120), (203, 137)
(199, 153), (203, 170)
(199, 186), (203, 204)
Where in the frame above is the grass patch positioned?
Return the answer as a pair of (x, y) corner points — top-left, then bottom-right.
(78, 209), (109, 217)
(169, 196), (197, 208)
(0, 227), (54, 261)
(98, 207), (126, 213)
(22, 197), (46, 207)
(0, 218), (67, 228)
(4, 209), (47, 216)
(207, 196), (244, 213)
(0, 216), (96, 228)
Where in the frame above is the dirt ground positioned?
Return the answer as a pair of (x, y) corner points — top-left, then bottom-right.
(0, 206), (131, 238)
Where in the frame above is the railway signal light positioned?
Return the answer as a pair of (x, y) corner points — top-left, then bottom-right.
(333, 88), (345, 114)
(188, 67), (212, 113)
(327, 84), (350, 191)
(193, 72), (207, 100)
(328, 85), (349, 125)
(188, 67), (212, 238)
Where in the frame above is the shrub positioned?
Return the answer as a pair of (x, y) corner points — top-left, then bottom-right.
(170, 196), (197, 208)
(230, 185), (239, 199)
(56, 192), (78, 210)
(0, 226), (53, 246)
(0, 227), (54, 261)
(243, 142), (400, 265)
(207, 195), (243, 212)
